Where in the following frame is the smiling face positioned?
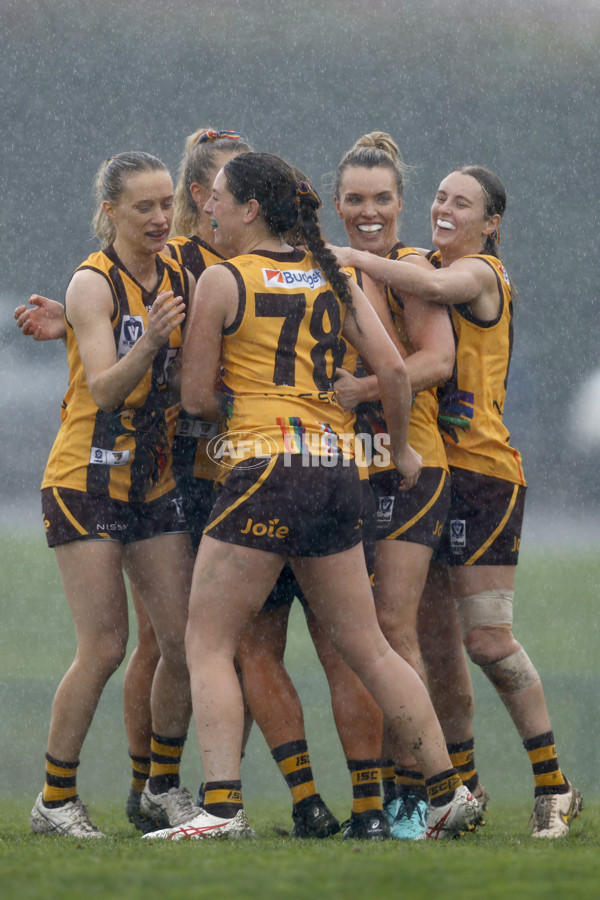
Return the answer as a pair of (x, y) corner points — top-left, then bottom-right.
(431, 171), (500, 261)
(203, 167), (247, 257)
(334, 165), (402, 257)
(104, 169), (174, 255)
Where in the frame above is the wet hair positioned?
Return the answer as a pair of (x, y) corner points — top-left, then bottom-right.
(172, 128), (252, 236)
(223, 152), (353, 311)
(92, 151), (169, 248)
(334, 131), (407, 198)
(454, 166), (506, 258)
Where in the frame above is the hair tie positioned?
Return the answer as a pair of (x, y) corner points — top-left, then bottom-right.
(296, 180), (322, 208)
(105, 155), (117, 166)
(193, 130), (243, 149)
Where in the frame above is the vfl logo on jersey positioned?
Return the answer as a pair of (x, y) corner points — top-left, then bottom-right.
(377, 495), (395, 524)
(118, 316), (145, 358)
(499, 263), (511, 286)
(450, 519), (466, 550)
(262, 267), (326, 290)
(90, 448), (131, 466)
(175, 418), (219, 440)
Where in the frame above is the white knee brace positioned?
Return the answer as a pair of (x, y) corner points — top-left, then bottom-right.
(481, 647), (540, 694)
(455, 589), (514, 639)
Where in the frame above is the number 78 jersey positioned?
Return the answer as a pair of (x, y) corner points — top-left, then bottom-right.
(217, 249), (352, 462)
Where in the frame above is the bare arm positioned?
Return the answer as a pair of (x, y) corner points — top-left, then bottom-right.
(331, 246), (501, 321)
(181, 265), (238, 419)
(341, 281), (421, 488)
(401, 294), (455, 392)
(68, 269), (186, 412)
(334, 268), (454, 406)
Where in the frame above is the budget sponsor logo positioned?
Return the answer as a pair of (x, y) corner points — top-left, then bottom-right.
(262, 267), (327, 290)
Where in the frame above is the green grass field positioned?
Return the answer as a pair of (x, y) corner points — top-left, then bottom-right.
(1, 531), (598, 898)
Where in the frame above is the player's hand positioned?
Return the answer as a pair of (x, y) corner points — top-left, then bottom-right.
(392, 444), (422, 490)
(145, 291), (186, 350)
(14, 295), (66, 341)
(334, 367), (367, 410)
(327, 244), (354, 268)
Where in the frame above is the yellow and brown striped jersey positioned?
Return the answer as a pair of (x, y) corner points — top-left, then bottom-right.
(429, 250), (526, 486)
(216, 248), (351, 463)
(42, 246), (189, 502)
(353, 243), (449, 475)
(167, 234), (226, 483)
(166, 234), (225, 280)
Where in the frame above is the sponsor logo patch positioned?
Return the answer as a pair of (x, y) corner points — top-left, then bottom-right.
(377, 495), (395, 524)
(118, 316), (145, 358)
(90, 448), (131, 466)
(175, 418), (219, 440)
(262, 267), (326, 290)
(450, 518), (466, 550)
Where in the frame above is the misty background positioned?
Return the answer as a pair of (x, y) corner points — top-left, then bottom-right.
(1, 0), (599, 532)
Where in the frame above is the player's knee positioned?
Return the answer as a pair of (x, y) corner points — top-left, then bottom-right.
(456, 589), (516, 665)
(463, 624), (517, 665)
(479, 646), (541, 694)
(93, 631), (129, 676)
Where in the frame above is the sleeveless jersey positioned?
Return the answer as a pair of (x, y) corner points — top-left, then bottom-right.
(167, 234), (225, 483)
(338, 267), (368, 481)
(217, 248), (350, 464)
(353, 243), (449, 475)
(42, 246), (188, 502)
(429, 250), (526, 485)
(167, 234), (225, 280)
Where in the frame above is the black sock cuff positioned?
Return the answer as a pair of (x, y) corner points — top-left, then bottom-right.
(446, 738), (475, 754)
(523, 731), (555, 752)
(347, 758), (382, 772)
(45, 752), (79, 769)
(271, 740), (308, 763)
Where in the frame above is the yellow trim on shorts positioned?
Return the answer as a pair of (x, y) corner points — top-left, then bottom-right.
(203, 455), (279, 534)
(465, 483), (519, 565)
(52, 487), (88, 536)
(52, 487), (112, 540)
(385, 469), (447, 540)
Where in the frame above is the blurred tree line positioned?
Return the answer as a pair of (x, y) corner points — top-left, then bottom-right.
(2, 0), (599, 513)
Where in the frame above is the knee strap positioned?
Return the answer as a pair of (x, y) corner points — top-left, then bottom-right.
(481, 647), (540, 694)
(455, 589), (514, 639)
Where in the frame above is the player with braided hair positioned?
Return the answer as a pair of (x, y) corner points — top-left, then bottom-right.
(143, 151), (480, 842)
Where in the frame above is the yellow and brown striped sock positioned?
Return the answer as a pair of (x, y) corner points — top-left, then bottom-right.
(425, 768), (463, 808)
(129, 753), (151, 795)
(447, 738), (479, 792)
(523, 731), (568, 796)
(348, 759), (383, 815)
(148, 732), (186, 794)
(272, 740), (318, 808)
(42, 753), (78, 808)
(395, 766), (428, 801)
(203, 780), (243, 818)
